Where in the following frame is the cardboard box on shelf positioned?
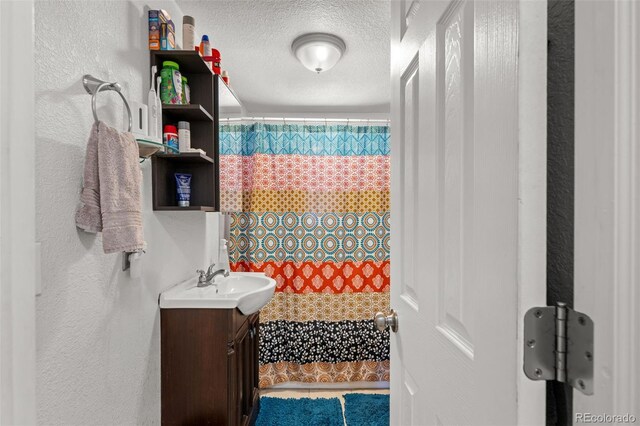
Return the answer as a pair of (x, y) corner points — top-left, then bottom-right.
(160, 21), (176, 50)
(149, 9), (175, 50)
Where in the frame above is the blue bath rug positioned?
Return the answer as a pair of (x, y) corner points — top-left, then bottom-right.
(343, 393), (390, 426)
(255, 396), (344, 426)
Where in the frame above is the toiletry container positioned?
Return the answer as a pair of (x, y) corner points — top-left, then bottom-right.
(178, 121), (191, 153)
(182, 15), (195, 50)
(200, 35), (212, 69)
(218, 239), (231, 272)
(181, 76), (190, 104)
(127, 101), (148, 137)
(221, 70), (229, 85)
(174, 173), (192, 207)
(163, 124), (179, 153)
(211, 49), (221, 74)
(160, 61), (182, 104)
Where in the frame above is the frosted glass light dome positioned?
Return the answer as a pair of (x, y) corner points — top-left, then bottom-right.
(291, 33), (346, 73)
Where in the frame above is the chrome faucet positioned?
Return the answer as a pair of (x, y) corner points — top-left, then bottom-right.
(196, 263), (230, 288)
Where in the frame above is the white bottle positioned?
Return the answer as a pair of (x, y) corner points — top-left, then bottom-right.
(183, 16), (196, 50)
(178, 121), (191, 152)
(200, 35), (212, 70)
(218, 239), (231, 273)
(156, 76), (163, 145)
(148, 66), (158, 139)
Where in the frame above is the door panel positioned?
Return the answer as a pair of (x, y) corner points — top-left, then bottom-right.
(400, 55), (420, 310)
(436, 0), (475, 358)
(400, 370), (419, 425)
(390, 0), (529, 424)
(400, 0), (422, 39)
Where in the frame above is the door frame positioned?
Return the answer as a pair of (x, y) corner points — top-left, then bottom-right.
(574, 0), (640, 418)
(517, 0), (548, 424)
(0, 1), (37, 424)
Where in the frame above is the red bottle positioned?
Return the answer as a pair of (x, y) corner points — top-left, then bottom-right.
(163, 124), (179, 153)
(211, 49), (221, 74)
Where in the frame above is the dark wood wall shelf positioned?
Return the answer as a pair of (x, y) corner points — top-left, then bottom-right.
(151, 50), (212, 73)
(155, 151), (215, 164)
(155, 205), (216, 212)
(150, 50), (241, 212)
(161, 104), (214, 121)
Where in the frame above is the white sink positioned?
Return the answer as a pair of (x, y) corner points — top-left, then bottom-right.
(159, 272), (276, 315)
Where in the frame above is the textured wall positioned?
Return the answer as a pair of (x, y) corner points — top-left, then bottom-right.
(179, 0), (390, 114)
(34, 1), (220, 424)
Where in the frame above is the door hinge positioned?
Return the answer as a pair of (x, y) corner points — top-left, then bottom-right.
(523, 302), (594, 395)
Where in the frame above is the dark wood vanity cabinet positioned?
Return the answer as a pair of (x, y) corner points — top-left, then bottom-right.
(161, 308), (260, 425)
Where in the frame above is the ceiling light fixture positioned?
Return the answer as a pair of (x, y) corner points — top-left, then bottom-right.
(291, 33), (346, 74)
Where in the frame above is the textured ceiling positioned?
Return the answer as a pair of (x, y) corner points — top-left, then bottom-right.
(177, 0), (390, 114)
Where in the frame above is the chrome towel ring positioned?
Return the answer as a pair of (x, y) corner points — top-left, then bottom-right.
(82, 74), (132, 132)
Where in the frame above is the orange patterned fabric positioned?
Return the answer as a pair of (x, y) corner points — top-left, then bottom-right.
(260, 292), (390, 322)
(259, 361), (390, 388)
(232, 260), (390, 294)
(221, 189), (390, 213)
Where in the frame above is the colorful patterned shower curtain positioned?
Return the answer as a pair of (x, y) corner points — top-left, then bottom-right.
(220, 122), (390, 387)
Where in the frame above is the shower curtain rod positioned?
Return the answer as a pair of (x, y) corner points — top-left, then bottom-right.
(220, 117), (390, 124)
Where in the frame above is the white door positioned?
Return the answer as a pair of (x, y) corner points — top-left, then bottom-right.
(574, 0), (640, 421)
(389, 0), (546, 424)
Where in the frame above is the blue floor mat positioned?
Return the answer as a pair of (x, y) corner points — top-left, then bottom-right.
(255, 396), (344, 426)
(343, 393), (390, 426)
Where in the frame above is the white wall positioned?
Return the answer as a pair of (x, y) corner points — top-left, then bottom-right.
(34, 1), (219, 424)
(1, 1), (37, 424)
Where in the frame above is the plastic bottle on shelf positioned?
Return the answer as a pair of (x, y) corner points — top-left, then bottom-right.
(160, 61), (182, 104)
(221, 70), (229, 85)
(182, 16), (195, 50)
(163, 124), (179, 153)
(181, 76), (190, 104)
(211, 49), (221, 74)
(178, 121), (191, 153)
(200, 35), (212, 70)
